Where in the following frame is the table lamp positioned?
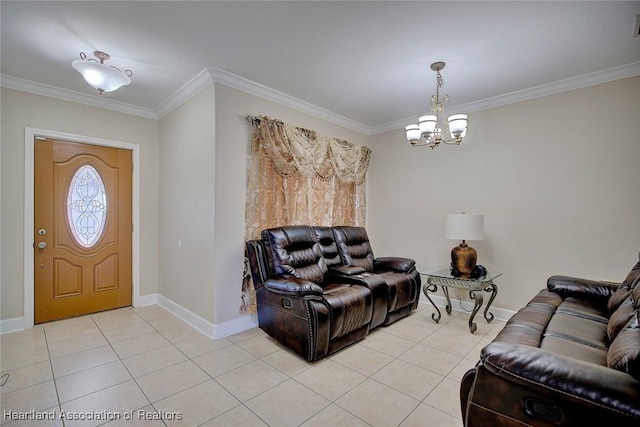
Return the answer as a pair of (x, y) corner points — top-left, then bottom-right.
(444, 213), (484, 277)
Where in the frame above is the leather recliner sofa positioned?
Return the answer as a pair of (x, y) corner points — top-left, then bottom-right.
(460, 253), (640, 426)
(245, 225), (420, 361)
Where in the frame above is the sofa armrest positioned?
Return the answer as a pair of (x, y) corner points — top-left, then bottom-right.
(481, 341), (640, 418)
(329, 265), (366, 276)
(264, 277), (324, 296)
(547, 275), (619, 301)
(374, 257), (416, 273)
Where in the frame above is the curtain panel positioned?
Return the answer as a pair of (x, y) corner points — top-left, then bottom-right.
(240, 116), (371, 314)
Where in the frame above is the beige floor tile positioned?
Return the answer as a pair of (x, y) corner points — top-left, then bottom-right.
(56, 360), (132, 403)
(448, 357), (478, 382)
(1, 325), (46, 349)
(299, 403), (370, 427)
(422, 330), (479, 357)
(135, 307), (172, 322)
(0, 360), (53, 395)
(93, 314), (149, 333)
(135, 359), (210, 403)
(216, 360), (288, 402)
(400, 343), (461, 376)
(225, 327), (266, 343)
(158, 324), (202, 343)
(193, 345), (256, 378)
(200, 405), (268, 427)
(360, 330), (416, 357)
(423, 377), (463, 420)
(174, 335), (232, 358)
(122, 344), (187, 378)
(0, 342), (50, 372)
(153, 380), (240, 427)
(46, 329), (108, 359)
(262, 349), (316, 377)
(0, 380), (58, 415)
(335, 378), (420, 427)
(101, 321), (156, 344)
(381, 318), (437, 342)
(51, 344), (118, 378)
(245, 379), (330, 427)
(372, 359), (445, 401)
(131, 304), (160, 313)
(60, 380), (150, 427)
(43, 315), (97, 339)
(294, 359), (366, 401)
(329, 343), (394, 377)
(400, 403), (462, 427)
(145, 315), (187, 332)
(235, 335), (283, 358)
(110, 332), (170, 359)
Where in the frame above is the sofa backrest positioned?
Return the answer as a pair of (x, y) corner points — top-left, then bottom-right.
(313, 226), (342, 268)
(261, 226), (328, 285)
(333, 226), (375, 272)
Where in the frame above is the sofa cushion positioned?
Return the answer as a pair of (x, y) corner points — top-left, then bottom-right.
(608, 255), (640, 314)
(540, 336), (608, 366)
(544, 312), (609, 350)
(607, 311), (640, 380)
(261, 226), (327, 284)
(333, 226), (375, 272)
(608, 298), (637, 342)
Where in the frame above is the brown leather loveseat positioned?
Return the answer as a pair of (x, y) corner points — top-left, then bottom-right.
(245, 225), (420, 361)
(460, 254), (640, 426)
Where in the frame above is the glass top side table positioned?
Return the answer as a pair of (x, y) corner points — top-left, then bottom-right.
(420, 268), (502, 333)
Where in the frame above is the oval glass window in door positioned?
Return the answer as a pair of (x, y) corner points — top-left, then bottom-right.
(67, 164), (108, 248)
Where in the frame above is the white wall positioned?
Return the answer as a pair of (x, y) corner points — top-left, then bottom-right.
(367, 76), (640, 311)
(158, 85), (217, 323)
(0, 88), (160, 321)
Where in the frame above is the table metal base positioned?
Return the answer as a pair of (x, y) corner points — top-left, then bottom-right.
(422, 277), (497, 333)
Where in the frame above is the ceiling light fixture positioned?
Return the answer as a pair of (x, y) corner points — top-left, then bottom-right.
(72, 51), (132, 94)
(405, 62), (468, 148)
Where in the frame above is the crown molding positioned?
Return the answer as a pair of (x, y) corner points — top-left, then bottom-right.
(370, 61), (640, 135)
(0, 74), (157, 120)
(154, 68), (215, 119)
(209, 68), (371, 135)
(4, 61), (639, 134)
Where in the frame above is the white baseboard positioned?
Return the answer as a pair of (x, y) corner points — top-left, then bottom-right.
(0, 317), (25, 334)
(134, 293), (159, 307)
(156, 294), (258, 340)
(419, 292), (515, 323)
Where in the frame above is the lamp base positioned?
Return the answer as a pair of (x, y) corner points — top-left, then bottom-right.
(451, 241), (477, 277)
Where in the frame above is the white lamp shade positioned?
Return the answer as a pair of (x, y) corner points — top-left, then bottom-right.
(448, 114), (468, 138)
(72, 59), (131, 93)
(418, 115), (437, 136)
(405, 124), (421, 142)
(443, 214), (484, 241)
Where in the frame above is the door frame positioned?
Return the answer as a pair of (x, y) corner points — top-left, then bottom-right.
(24, 127), (141, 328)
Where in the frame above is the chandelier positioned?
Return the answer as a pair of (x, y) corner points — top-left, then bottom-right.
(405, 62), (468, 148)
(72, 51), (132, 94)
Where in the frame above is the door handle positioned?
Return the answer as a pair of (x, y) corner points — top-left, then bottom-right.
(37, 242), (47, 249)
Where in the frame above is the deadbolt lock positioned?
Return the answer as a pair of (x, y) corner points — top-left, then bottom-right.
(38, 229), (47, 236)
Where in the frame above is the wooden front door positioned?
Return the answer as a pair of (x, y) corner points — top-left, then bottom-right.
(34, 138), (132, 324)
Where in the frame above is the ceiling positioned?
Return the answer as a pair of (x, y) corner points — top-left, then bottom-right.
(2, 1), (640, 133)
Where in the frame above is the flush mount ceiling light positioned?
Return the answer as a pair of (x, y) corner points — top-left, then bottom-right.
(405, 62), (468, 149)
(72, 51), (132, 94)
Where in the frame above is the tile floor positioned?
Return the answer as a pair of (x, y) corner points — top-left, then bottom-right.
(1, 302), (505, 427)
